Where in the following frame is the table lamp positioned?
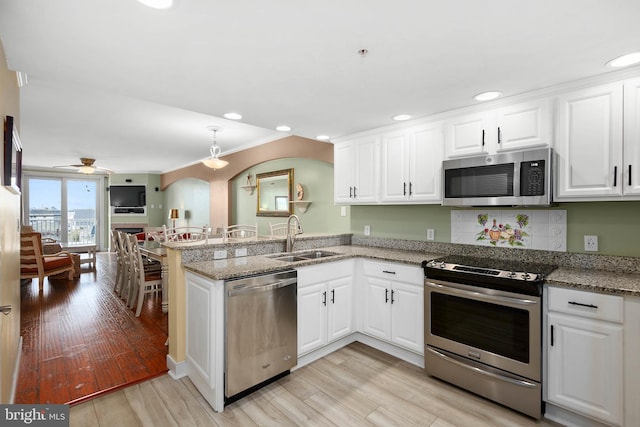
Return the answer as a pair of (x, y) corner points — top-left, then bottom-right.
(169, 209), (179, 231)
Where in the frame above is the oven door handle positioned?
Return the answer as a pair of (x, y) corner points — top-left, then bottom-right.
(426, 347), (538, 389)
(425, 281), (538, 306)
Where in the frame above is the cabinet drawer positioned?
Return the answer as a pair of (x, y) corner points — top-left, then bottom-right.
(362, 260), (422, 284)
(297, 259), (353, 285)
(548, 286), (623, 323)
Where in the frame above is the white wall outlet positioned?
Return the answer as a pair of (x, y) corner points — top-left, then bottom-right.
(235, 247), (247, 257)
(584, 235), (598, 252)
(364, 225), (371, 236)
(340, 206), (347, 217)
(427, 229), (435, 241)
(214, 249), (227, 259)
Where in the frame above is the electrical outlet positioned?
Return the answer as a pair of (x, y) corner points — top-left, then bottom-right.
(340, 206), (347, 217)
(235, 248), (247, 257)
(584, 235), (598, 252)
(214, 249), (227, 259)
(427, 229), (435, 241)
(364, 225), (371, 236)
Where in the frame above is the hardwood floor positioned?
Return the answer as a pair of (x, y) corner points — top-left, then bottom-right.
(70, 342), (556, 426)
(16, 253), (168, 405)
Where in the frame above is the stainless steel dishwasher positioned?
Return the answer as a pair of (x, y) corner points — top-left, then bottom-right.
(225, 270), (297, 400)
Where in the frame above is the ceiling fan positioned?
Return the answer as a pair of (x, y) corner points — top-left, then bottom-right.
(54, 157), (114, 174)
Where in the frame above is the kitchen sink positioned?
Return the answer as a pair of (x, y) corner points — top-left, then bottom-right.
(270, 250), (342, 262)
(271, 255), (309, 262)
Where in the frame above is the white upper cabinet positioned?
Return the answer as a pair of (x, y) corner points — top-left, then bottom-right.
(445, 98), (552, 158)
(495, 99), (552, 151)
(623, 77), (640, 195)
(445, 111), (490, 158)
(381, 122), (444, 203)
(334, 136), (379, 204)
(554, 82), (627, 200)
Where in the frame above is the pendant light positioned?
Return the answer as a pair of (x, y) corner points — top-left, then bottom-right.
(202, 126), (229, 170)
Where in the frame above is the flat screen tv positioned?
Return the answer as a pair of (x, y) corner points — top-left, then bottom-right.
(110, 185), (146, 207)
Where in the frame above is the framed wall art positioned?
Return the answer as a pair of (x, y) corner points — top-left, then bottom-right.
(3, 115), (23, 194)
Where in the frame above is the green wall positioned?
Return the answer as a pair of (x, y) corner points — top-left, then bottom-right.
(351, 201), (640, 257)
(109, 173), (164, 226)
(231, 158), (350, 236)
(163, 177), (211, 229)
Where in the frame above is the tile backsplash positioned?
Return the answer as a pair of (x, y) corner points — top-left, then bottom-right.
(451, 209), (567, 252)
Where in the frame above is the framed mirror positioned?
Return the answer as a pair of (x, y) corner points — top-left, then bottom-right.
(256, 169), (293, 217)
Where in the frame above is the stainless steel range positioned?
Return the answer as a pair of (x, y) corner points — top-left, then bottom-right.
(422, 256), (556, 419)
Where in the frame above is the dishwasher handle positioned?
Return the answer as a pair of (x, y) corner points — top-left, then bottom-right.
(227, 277), (297, 296)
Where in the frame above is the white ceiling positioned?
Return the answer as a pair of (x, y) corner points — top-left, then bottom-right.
(1, 0), (640, 174)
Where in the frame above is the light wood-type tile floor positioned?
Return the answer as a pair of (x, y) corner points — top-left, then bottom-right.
(70, 341), (558, 426)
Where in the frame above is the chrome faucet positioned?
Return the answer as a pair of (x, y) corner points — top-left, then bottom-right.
(286, 214), (302, 252)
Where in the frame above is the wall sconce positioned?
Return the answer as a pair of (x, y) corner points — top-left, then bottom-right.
(169, 208), (179, 230)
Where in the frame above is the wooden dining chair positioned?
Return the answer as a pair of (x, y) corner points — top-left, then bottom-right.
(20, 231), (74, 291)
(116, 231), (135, 300)
(129, 235), (163, 317)
(269, 222), (302, 237)
(162, 225), (211, 242)
(223, 223), (258, 240)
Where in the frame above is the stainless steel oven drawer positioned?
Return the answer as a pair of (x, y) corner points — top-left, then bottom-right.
(425, 346), (541, 419)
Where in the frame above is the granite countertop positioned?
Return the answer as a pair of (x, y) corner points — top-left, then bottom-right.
(182, 243), (640, 297)
(547, 267), (640, 297)
(182, 245), (443, 281)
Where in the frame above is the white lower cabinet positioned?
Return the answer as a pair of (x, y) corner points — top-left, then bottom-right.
(185, 271), (225, 412)
(297, 260), (354, 356)
(546, 286), (623, 426)
(361, 260), (423, 354)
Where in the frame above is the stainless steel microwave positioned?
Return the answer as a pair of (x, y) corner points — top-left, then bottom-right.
(442, 147), (553, 206)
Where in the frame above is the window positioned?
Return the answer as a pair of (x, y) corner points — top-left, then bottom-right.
(24, 172), (105, 247)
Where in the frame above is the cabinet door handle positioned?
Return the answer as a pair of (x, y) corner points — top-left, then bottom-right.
(385, 288), (389, 303)
(497, 126), (501, 144)
(550, 325), (554, 347)
(629, 165), (632, 186)
(353, 186), (357, 198)
(568, 301), (598, 309)
(403, 182), (407, 196)
(409, 182), (413, 195)
(349, 186), (353, 198)
(322, 291), (327, 306)
(391, 289), (395, 304)
(482, 129), (485, 147)
(613, 166), (618, 187)
(331, 289), (335, 304)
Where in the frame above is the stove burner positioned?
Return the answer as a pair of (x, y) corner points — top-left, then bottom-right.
(422, 256), (556, 296)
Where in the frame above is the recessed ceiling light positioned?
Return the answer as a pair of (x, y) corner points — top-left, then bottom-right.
(392, 114), (412, 121)
(473, 91), (502, 101)
(606, 52), (640, 68)
(316, 135), (330, 141)
(136, 0), (173, 10)
(276, 125), (291, 132)
(224, 112), (242, 120)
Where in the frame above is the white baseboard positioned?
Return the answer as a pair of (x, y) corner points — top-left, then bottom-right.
(355, 333), (424, 368)
(9, 336), (23, 403)
(166, 354), (187, 379)
(294, 332), (424, 371)
(295, 335), (357, 370)
(544, 403), (609, 427)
